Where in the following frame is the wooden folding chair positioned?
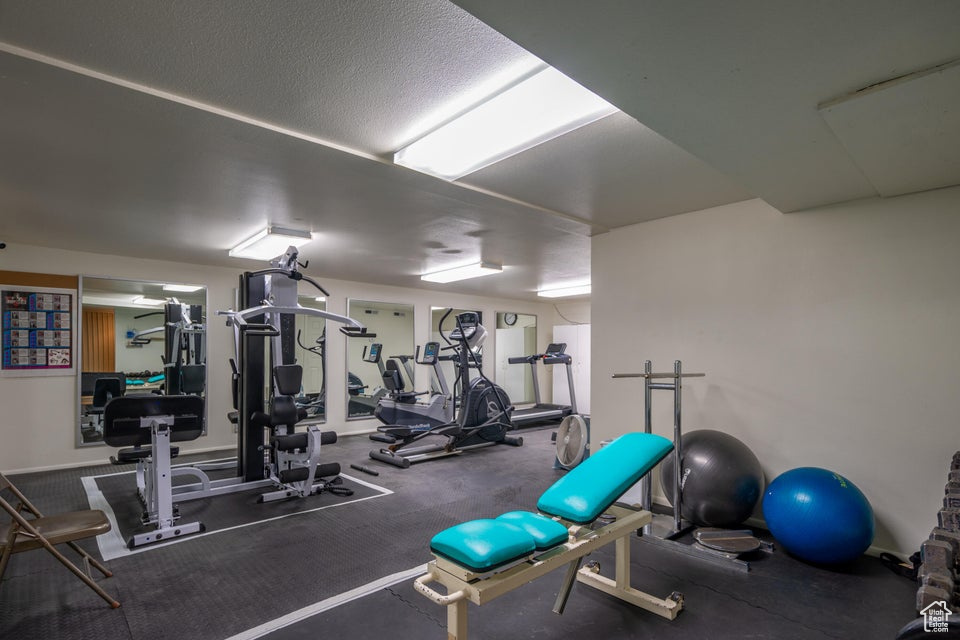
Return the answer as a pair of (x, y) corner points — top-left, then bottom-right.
(0, 472), (119, 608)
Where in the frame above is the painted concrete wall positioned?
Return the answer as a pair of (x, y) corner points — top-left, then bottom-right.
(590, 187), (960, 555)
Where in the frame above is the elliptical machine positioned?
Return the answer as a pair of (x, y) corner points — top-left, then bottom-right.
(369, 312), (522, 468)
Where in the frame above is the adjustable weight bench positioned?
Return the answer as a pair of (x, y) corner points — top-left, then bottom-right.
(414, 432), (682, 639)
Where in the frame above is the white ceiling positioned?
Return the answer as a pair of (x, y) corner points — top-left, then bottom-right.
(452, 0), (960, 213)
(1, 1), (957, 300)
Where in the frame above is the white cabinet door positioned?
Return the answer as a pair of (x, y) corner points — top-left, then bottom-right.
(553, 324), (590, 414)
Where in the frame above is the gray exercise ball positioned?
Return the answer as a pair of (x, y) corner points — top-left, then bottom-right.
(660, 429), (765, 528)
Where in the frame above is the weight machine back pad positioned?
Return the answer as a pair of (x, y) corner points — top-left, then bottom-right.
(103, 395), (205, 447)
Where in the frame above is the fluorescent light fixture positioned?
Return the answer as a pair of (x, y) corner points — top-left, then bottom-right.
(395, 66), (617, 180)
(537, 284), (591, 298)
(421, 261), (502, 284)
(229, 225), (313, 260)
(163, 284), (203, 293)
(315, 296), (326, 302)
(132, 296), (166, 306)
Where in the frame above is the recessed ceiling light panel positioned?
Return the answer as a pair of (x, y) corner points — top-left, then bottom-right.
(537, 284), (591, 298)
(229, 225), (313, 260)
(421, 261), (503, 284)
(395, 66), (617, 180)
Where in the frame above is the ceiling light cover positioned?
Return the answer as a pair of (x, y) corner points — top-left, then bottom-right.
(132, 296), (167, 306)
(163, 284), (203, 292)
(537, 284), (591, 298)
(229, 226), (313, 260)
(395, 66), (617, 180)
(421, 261), (502, 284)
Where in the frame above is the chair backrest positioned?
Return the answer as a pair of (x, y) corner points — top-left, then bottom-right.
(81, 372), (127, 396)
(92, 377), (124, 408)
(103, 395), (205, 447)
(383, 360), (405, 392)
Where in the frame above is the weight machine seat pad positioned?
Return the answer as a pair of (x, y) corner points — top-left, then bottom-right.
(103, 395), (205, 447)
(430, 519), (536, 573)
(537, 432), (673, 524)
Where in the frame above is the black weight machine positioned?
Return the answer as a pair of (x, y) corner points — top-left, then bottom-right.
(369, 312), (522, 468)
(220, 246), (375, 502)
(102, 247), (374, 548)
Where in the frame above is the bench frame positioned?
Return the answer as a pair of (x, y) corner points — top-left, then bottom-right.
(414, 504), (683, 639)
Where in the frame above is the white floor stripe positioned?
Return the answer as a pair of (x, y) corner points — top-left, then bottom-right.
(82, 470), (393, 561)
(222, 564), (428, 640)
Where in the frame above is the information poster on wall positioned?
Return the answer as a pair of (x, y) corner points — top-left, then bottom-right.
(1, 286), (76, 376)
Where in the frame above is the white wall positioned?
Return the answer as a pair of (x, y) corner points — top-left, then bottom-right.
(112, 306), (166, 374)
(590, 188), (960, 555)
(0, 243), (553, 473)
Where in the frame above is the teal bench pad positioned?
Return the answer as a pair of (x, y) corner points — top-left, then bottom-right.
(537, 432), (673, 524)
(496, 511), (568, 549)
(431, 519), (535, 572)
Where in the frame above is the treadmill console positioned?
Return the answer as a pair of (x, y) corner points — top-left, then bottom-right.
(363, 343), (382, 363)
(545, 343), (567, 356)
(449, 312), (479, 340)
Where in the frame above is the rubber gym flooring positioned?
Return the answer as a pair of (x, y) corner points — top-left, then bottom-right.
(1, 426), (918, 639)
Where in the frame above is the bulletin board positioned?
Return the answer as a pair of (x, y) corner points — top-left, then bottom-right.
(1, 272), (78, 377)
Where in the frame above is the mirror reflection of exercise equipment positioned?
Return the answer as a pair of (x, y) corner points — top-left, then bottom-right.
(294, 295), (327, 422)
(613, 361), (768, 571)
(346, 300), (414, 420)
(495, 311), (536, 405)
(78, 277), (206, 446)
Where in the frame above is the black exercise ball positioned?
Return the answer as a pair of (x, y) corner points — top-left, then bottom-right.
(660, 429), (765, 528)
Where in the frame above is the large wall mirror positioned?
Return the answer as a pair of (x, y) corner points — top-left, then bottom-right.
(77, 277), (207, 446)
(294, 294), (326, 423)
(346, 300), (414, 420)
(495, 312), (537, 405)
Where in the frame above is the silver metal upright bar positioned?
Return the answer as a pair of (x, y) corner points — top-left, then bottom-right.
(612, 362), (705, 538)
(642, 360), (653, 514)
(672, 360), (683, 533)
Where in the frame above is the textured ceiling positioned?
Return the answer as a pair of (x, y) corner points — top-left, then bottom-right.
(0, 0), (756, 301)
(453, 0), (960, 212)
(10, 1), (955, 300)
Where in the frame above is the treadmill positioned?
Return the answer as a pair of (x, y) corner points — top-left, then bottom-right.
(507, 343), (578, 426)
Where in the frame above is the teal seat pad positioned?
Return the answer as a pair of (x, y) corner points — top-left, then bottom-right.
(430, 519), (536, 572)
(537, 432), (674, 524)
(496, 511), (568, 549)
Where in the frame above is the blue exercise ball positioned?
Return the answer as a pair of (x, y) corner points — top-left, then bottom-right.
(762, 467), (874, 564)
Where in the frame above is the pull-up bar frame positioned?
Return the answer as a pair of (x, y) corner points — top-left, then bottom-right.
(612, 360), (705, 536)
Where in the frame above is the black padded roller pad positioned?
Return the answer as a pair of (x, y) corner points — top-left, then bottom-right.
(320, 431), (338, 445)
(273, 364), (303, 397)
(273, 433), (310, 452)
(103, 395), (204, 447)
